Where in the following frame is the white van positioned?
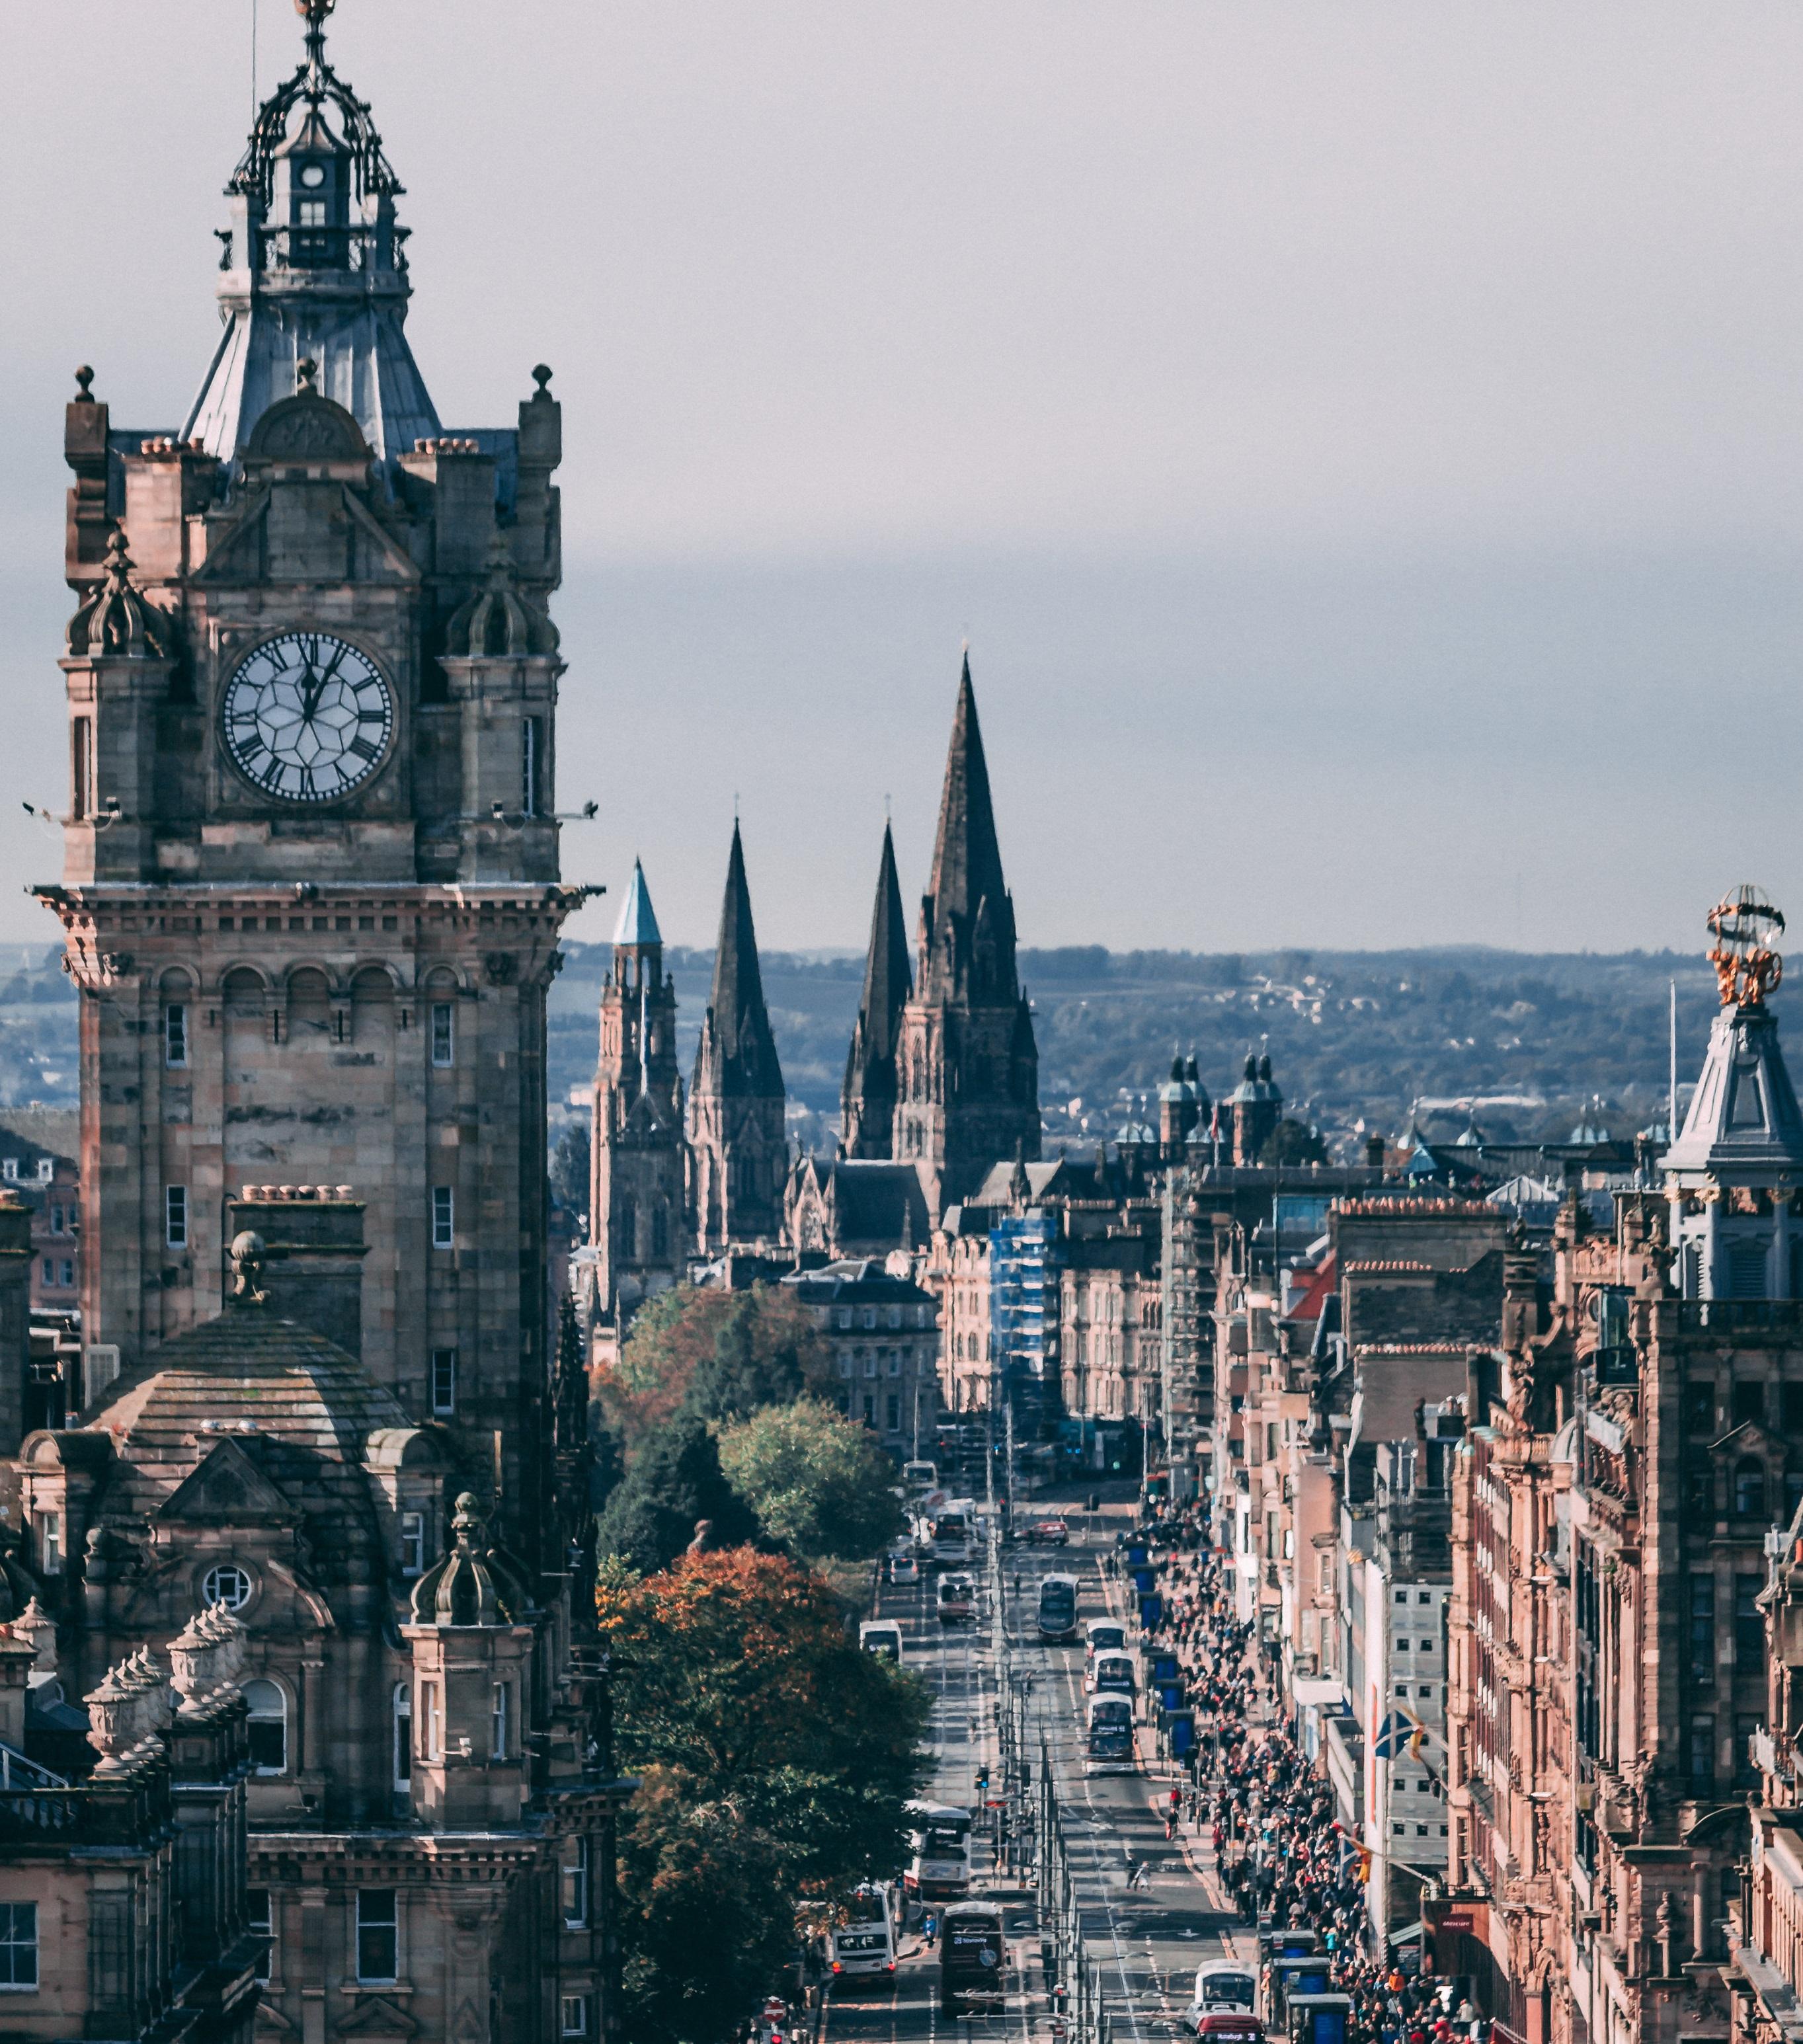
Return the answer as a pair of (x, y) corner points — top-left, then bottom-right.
(860, 1620), (904, 1663)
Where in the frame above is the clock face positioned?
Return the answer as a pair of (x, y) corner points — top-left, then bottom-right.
(221, 633), (393, 803)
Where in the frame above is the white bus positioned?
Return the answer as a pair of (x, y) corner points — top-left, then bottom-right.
(830, 1884), (898, 1983)
(929, 1503), (976, 1568)
(904, 1801), (973, 1900)
(1085, 1694), (1137, 1775)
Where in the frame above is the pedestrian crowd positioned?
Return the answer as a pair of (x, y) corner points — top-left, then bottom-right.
(1116, 1497), (1488, 2044)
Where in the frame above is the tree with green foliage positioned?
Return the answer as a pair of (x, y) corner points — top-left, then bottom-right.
(616, 1767), (795, 2044)
(601, 1283), (832, 1450)
(598, 1550), (928, 2042)
(717, 1397), (904, 1561)
(1259, 1117), (1328, 1167)
(594, 1414), (761, 1573)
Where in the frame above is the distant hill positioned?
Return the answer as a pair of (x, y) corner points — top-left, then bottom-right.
(0, 939), (1734, 1159)
(549, 940), (1736, 1156)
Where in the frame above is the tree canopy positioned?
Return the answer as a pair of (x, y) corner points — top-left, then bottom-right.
(594, 1413), (762, 1574)
(601, 1284), (832, 1448)
(1258, 1117), (1328, 1167)
(717, 1397), (904, 1562)
(600, 1551), (928, 2044)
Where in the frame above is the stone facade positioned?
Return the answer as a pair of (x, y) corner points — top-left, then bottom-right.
(16, 11), (626, 2041)
(42, 11), (575, 1553)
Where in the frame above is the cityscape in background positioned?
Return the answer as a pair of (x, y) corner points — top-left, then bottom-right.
(3, 7), (1801, 2044)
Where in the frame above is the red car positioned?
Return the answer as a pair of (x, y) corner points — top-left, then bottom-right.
(1027, 1518), (1070, 1546)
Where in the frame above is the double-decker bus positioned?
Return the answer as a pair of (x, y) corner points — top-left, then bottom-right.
(903, 1801), (973, 1900)
(940, 1901), (1006, 2018)
(1085, 1694), (1136, 1774)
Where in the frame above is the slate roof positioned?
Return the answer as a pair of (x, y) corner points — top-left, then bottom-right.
(1664, 1002), (1803, 1181)
(614, 859), (662, 948)
(86, 1308), (410, 1497)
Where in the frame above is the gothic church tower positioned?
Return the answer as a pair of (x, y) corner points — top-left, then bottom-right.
(688, 826), (787, 1251)
(841, 822), (912, 1158)
(41, 3), (575, 1550)
(893, 658), (1040, 1211)
(589, 863), (686, 1323)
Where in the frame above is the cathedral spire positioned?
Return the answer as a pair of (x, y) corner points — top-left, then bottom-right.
(700, 823), (783, 1099)
(688, 824), (787, 1251)
(918, 652), (1015, 1003)
(892, 656), (1039, 1210)
(842, 822), (912, 1158)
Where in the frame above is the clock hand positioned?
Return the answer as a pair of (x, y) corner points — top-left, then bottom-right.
(300, 643), (344, 725)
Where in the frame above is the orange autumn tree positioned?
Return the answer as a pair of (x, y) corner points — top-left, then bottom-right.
(600, 1550), (928, 2042)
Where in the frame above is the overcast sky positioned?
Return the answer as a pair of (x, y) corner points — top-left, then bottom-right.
(4, 1), (1803, 957)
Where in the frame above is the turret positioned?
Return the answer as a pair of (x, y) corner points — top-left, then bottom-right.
(402, 1494), (536, 1830)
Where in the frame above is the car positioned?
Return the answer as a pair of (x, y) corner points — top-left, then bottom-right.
(889, 1552), (920, 1585)
(1025, 1518), (1070, 1546)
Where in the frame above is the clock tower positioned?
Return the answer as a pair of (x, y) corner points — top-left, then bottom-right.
(40, 1), (580, 1551)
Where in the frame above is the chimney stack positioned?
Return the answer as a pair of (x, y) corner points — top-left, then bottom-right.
(225, 1186), (368, 1357)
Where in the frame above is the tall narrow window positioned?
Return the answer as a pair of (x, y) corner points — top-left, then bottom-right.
(71, 718), (93, 822)
(247, 1889), (272, 1983)
(561, 1996), (590, 2038)
(430, 1349), (457, 1416)
(563, 1838), (592, 1930)
(430, 1002), (454, 1068)
(392, 1684), (412, 1793)
(522, 717), (542, 818)
(432, 1187), (454, 1249)
(165, 1185), (188, 1250)
(38, 1512), (61, 1577)
(356, 1889), (398, 1985)
(242, 1680), (287, 1774)
(0, 1903), (38, 1989)
(165, 1003), (188, 1069)
(419, 1680), (442, 1762)
(491, 1681), (510, 1760)
(399, 1511), (426, 1577)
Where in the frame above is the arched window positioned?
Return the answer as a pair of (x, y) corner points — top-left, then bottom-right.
(651, 1205), (668, 1258)
(392, 1682), (411, 1793)
(1734, 1458), (1767, 1519)
(243, 1679), (287, 1775)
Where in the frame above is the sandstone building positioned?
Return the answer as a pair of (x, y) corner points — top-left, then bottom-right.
(13, 7), (625, 2037)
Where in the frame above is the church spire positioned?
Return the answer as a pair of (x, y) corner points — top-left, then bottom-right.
(688, 824), (787, 1251)
(699, 822), (783, 1099)
(842, 822), (912, 1158)
(891, 655), (1039, 1210)
(918, 652), (1016, 1003)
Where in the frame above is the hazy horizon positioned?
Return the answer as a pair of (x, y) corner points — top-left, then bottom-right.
(6, 1), (1803, 953)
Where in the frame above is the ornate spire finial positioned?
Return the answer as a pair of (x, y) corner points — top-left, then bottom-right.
(296, 356), (319, 397)
(1706, 885), (1785, 1009)
(296, 0), (337, 75)
(73, 366), (95, 402)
